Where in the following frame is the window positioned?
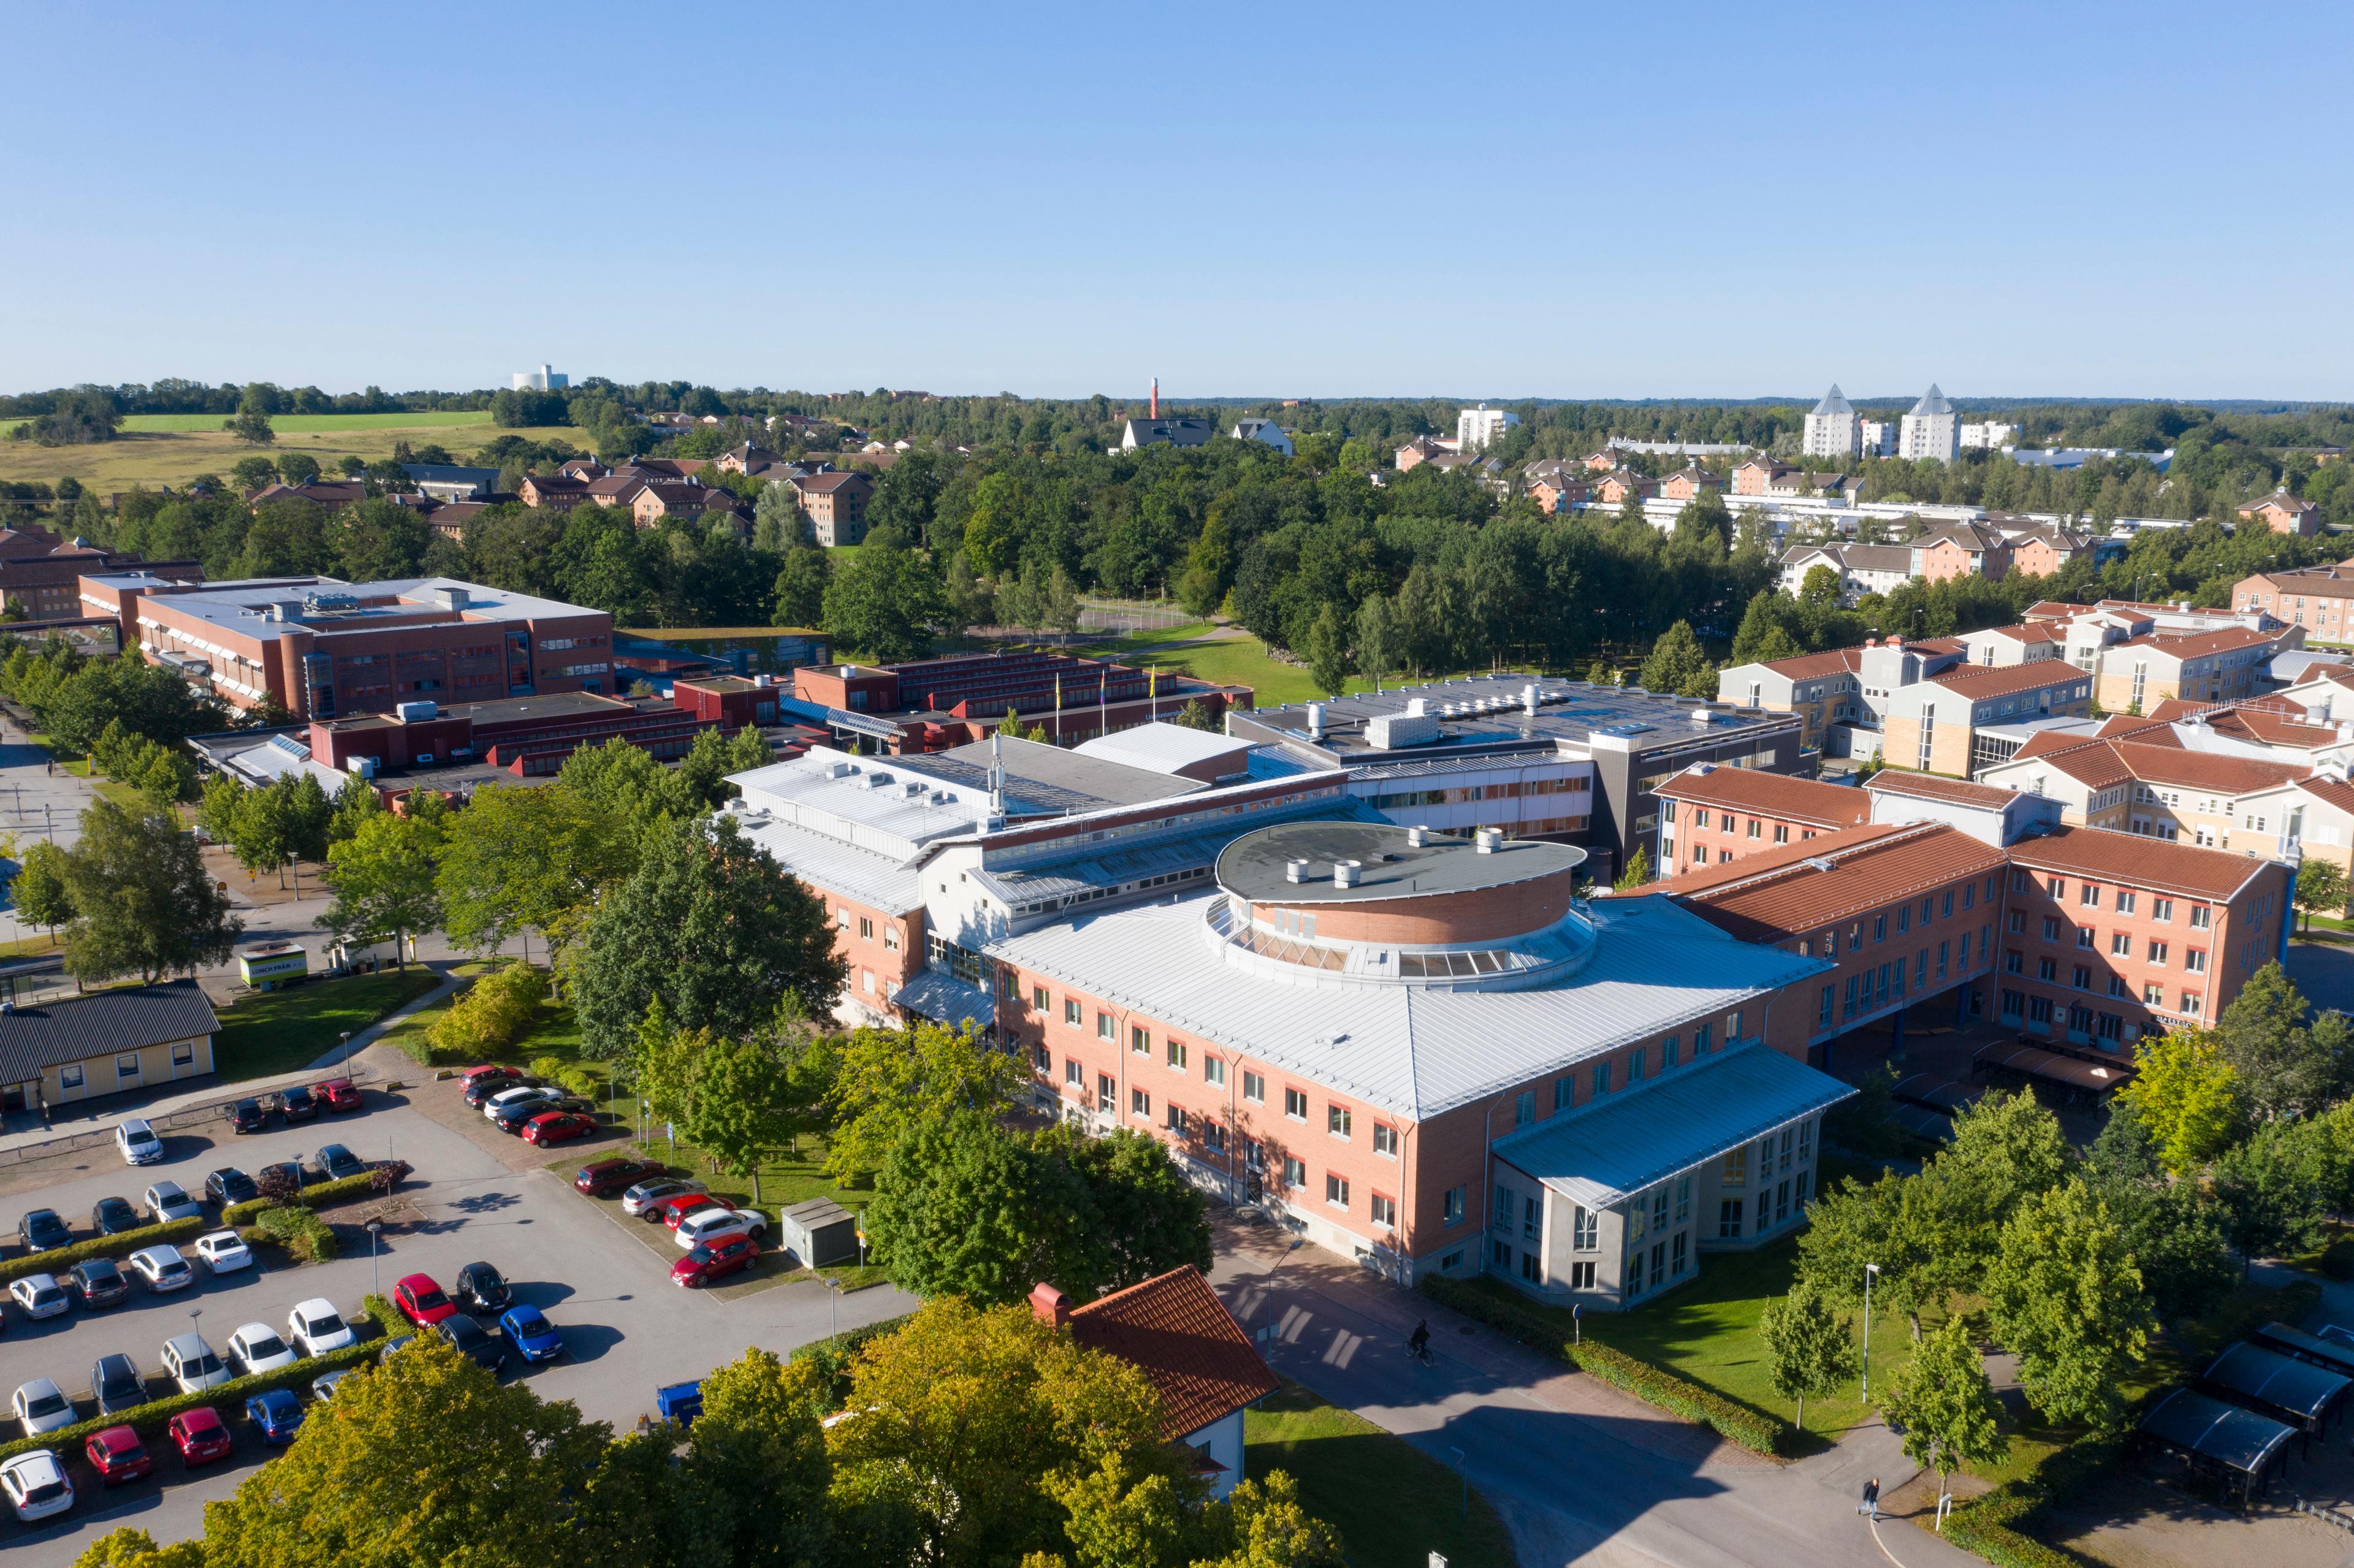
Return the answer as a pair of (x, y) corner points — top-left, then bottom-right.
(1523, 1195), (1542, 1243)
(1748, 818), (1761, 840)
(1722, 1146), (1748, 1187)
(1166, 1104), (1187, 1136)
(2182, 991), (2203, 1016)
(2186, 948), (2207, 973)
(1719, 1199), (1745, 1239)
(1033, 984), (1049, 1011)
(1798, 1119), (1813, 1163)
(1493, 1240), (1512, 1269)
(1165, 1037), (1187, 1070)
(1132, 1024), (1151, 1055)
(61, 1064), (82, 1089)
(2117, 891), (2136, 915)
(835, 907), (850, 929)
(1204, 1121), (1227, 1152)
(2073, 965), (2092, 990)
(1284, 1087), (1308, 1120)
(1773, 824), (1788, 843)
(1243, 1071), (1265, 1103)
(1097, 1073), (1115, 1111)
(2039, 957), (2057, 981)
(1031, 1041), (1051, 1071)
(2147, 940), (2168, 965)
(1066, 1057), (1083, 1086)
(1131, 1087), (1150, 1116)
(1492, 1184), (1515, 1231)
(1554, 1075), (1575, 1111)
(1662, 1034), (1680, 1070)
(861, 969), (875, 994)
(1324, 1172), (1349, 1209)
(1897, 904), (1911, 934)
(1369, 1193), (1396, 1228)
(1096, 1011), (1114, 1040)
(1672, 1232), (1688, 1277)
(2006, 949), (2024, 973)
(1330, 1104), (1354, 1139)
(2076, 927), (2095, 949)
(1521, 1249), (1543, 1284)
(2008, 910), (2026, 934)
(2190, 905), (2211, 930)
(2144, 981), (2165, 1005)
(1442, 1186), (1466, 1226)
(1593, 1060), (1612, 1097)
(2042, 917), (2060, 940)
(1629, 1197), (1647, 1243)
(1628, 1048), (1646, 1084)
(1874, 913), (1887, 942)
(1568, 1260), (1597, 1289)
(1374, 1122), (1398, 1157)
(1699, 1020), (1716, 1052)
(1205, 1056), (1225, 1086)
(1284, 1156), (1306, 1187)
(1818, 985), (1834, 1027)
(1652, 1186), (1670, 1236)
(2111, 931), (2132, 956)
(2152, 897), (2173, 922)
(1572, 1206), (1598, 1250)
(1065, 997), (1082, 1027)
(2080, 884), (2101, 908)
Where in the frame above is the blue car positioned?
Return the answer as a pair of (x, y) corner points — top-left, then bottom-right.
(246, 1387), (305, 1445)
(499, 1305), (565, 1364)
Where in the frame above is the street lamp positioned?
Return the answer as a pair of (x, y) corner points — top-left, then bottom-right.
(1860, 1263), (1881, 1402)
(340, 1030), (354, 1070)
(824, 1276), (842, 1345)
(365, 1218), (384, 1300)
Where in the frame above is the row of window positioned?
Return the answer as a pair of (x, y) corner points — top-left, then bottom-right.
(1816, 934), (1985, 1026)
(2016, 871), (2214, 926)
(1797, 877), (1995, 962)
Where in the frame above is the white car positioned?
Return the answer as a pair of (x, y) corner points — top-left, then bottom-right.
(128, 1244), (194, 1293)
(143, 1180), (204, 1224)
(674, 1207), (769, 1250)
(194, 1230), (253, 1274)
(622, 1177), (704, 1218)
(161, 1333), (230, 1393)
(288, 1298), (355, 1357)
(11, 1379), (74, 1439)
(311, 1368), (354, 1402)
(0, 1449), (72, 1523)
(484, 1085), (560, 1121)
(7, 1274), (68, 1320)
(227, 1322), (298, 1376)
(116, 1119), (164, 1166)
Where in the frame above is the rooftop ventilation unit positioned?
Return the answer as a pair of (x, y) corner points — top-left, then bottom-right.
(1284, 858), (1311, 883)
(1474, 828), (1504, 854)
(1333, 859), (1362, 888)
(1367, 711), (1439, 749)
(1404, 698), (1429, 717)
(1405, 824), (1429, 847)
(867, 771), (894, 788)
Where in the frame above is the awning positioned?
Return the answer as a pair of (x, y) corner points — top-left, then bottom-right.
(2140, 1387), (2295, 1476)
(891, 969), (995, 1032)
(2203, 1341), (2350, 1425)
(1493, 1043), (1854, 1209)
(825, 707), (904, 742)
(2253, 1322), (2354, 1382)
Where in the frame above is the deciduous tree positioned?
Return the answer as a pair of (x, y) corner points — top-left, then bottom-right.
(319, 798), (446, 967)
(2118, 1029), (2245, 1174)
(824, 1018), (1031, 1179)
(1878, 1317), (2007, 1513)
(57, 799), (241, 983)
(2296, 858), (2349, 931)
(1758, 1281), (1859, 1432)
(1985, 1179), (2153, 1431)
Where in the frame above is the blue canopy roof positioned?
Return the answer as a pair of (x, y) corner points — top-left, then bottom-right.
(2141, 1387), (2295, 1475)
(2204, 1341), (2350, 1422)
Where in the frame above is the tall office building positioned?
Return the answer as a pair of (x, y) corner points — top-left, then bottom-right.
(1456, 405), (1520, 452)
(1900, 384), (1960, 463)
(1802, 385), (1861, 461)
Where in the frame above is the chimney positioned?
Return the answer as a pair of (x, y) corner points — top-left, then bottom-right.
(1029, 1282), (1072, 1329)
(1149, 377), (1159, 419)
(1306, 701), (1325, 740)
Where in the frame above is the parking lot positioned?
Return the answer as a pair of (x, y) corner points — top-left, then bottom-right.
(0, 1077), (914, 1563)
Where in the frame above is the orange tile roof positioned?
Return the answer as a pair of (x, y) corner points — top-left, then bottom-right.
(1754, 648), (1861, 680)
(2005, 826), (2277, 903)
(2092, 716), (2178, 744)
(2115, 626), (2277, 659)
(1864, 769), (2019, 810)
(1975, 623), (2060, 644)
(1928, 660), (2095, 700)
(2293, 775), (2354, 816)
(2192, 706), (2344, 750)
(2015, 741), (2135, 791)
(1062, 1268), (1279, 1440)
(1675, 823), (2006, 941)
(2105, 740), (2309, 794)
(1654, 765), (1871, 828)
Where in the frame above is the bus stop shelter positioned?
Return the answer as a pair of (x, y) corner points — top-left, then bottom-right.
(2252, 1320), (2354, 1383)
(2200, 1341), (2350, 1452)
(2137, 1387), (2296, 1507)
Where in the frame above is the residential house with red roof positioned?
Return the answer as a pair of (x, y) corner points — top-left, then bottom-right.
(2238, 488), (2321, 537)
(2235, 559), (2354, 645)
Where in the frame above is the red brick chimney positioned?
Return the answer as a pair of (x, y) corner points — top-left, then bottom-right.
(1029, 1282), (1071, 1328)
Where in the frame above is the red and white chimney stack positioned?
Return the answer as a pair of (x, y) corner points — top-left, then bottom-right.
(1149, 376), (1159, 419)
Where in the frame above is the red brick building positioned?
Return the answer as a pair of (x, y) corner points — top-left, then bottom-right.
(1655, 764), (1871, 874)
(792, 651), (1251, 754)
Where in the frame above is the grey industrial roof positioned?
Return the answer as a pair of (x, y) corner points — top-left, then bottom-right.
(0, 981), (219, 1083)
(1492, 1043), (1854, 1208)
(986, 891), (1824, 1121)
(1235, 674), (1791, 762)
(398, 463), (500, 488)
(736, 818), (927, 914)
(144, 576), (593, 641)
(2203, 1341), (2350, 1422)
(1215, 821), (1583, 904)
(898, 736), (1204, 814)
(893, 969), (995, 1032)
(1074, 723), (1254, 777)
(2139, 1388), (2295, 1475)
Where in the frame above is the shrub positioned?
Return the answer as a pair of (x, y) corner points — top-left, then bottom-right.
(0, 1216), (205, 1286)
(256, 1204), (340, 1263)
(530, 1056), (565, 1083)
(221, 1166), (400, 1227)
(1419, 1275), (1790, 1457)
(427, 962), (550, 1060)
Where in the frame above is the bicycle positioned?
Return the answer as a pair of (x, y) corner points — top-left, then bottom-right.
(1406, 1336), (1434, 1367)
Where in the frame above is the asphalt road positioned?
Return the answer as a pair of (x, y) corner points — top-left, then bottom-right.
(0, 1090), (913, 1562)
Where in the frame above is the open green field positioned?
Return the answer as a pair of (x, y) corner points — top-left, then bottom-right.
(0, 422), (576, 494)
(112, 411), (495, 434)
(1246, 1381), (1515, 1568)
(213, 966), (445, 1081)
(1073, 624), (1551, 709)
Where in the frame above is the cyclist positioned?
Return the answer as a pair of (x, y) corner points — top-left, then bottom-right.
(1407, 1319), (1432, 1361)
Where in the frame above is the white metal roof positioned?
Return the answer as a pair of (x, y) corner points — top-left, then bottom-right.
(1073, 722), (1254, 777)
(731, 814), (927, 915)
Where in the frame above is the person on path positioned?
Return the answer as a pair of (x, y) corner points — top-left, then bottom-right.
(1859, 1478), (1880, 1521)
(1407, 1318), (1431, 1357)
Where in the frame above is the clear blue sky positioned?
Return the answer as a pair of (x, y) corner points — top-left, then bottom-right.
(5, 1), (2346, 402)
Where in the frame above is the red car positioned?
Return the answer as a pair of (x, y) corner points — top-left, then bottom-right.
(312, 1078), (364, 1113)
(394, 1272), (458, 1328)
(460, 1064), (521, 1089)
(169, 1406), (234, 1465)
(672, 1235), (759, 1287)
(85, 1425), (152, 1483)
(654, 1192), (720, 1229)
(574, 1157), (666, 1198)
(522, 1111), (597, 1146)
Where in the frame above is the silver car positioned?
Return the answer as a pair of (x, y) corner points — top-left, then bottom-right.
(161, 1333), (230, 1393)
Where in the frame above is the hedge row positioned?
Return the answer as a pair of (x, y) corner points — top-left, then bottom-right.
(221, 1168), (395, 1227)
(1419, 1274), (1789, 1457)
(0, 1217), (206, 1286)
(256, 1206), (339, 1263)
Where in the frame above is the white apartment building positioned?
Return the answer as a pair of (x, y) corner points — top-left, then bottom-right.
(1900, 385), (1960, 464)
(1457, 405), (1521, 452)
(511, 363), (568, 391)
(1960, 421), (2017, 450)
(1861, 419), (1897, 458)
(1802, 385), (1861, 461)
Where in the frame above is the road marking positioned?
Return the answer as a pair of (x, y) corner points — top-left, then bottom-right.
(1867, 1513), (1913, 1568)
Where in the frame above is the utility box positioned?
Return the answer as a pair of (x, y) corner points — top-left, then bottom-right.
(778, 1198), (859, 1268)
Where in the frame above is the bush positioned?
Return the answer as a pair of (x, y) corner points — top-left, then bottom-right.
(0, 1216), (205, 1286)
(221, 1166), (400, 1227)
(1419, 1274), (1789, 1457)
(427, 962), (550, 1060)
(256, 1204), (340, 1263)
(2319, 1238), (2354, 1281)
(788, 1313), (911, 1412)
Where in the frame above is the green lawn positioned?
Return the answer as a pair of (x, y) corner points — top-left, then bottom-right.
(112, 411), (495, 433)
(213, 967), (445, 1081)
(1073, 625), (1556, 710)
(1246, 1381), (1515, 1568)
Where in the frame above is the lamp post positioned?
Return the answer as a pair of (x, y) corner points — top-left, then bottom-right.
(340, 1030), (354, 1070)
(825, 1276), (842, 1345)
(365, 1218), (384, 1300)
(1861, 1262), (1881, 1402)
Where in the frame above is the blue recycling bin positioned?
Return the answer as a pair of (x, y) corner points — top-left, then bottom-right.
(655, 1381), (703, 1426)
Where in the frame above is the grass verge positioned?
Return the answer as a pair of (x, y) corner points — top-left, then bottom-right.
(1246, 1380), (1515, 1568)
(213, 967), (445, 1080)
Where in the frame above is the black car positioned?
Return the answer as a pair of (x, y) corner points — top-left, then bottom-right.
(206, 1167), (259, 1207)
(454, 1262), (512, 1315)
(258, 1160), (305, 1196)
(91, 1196), (143, 1236)
(91, 1353), (145, 1417)
(70, 1258), (129, 1310)
(17, 1208), (70, 1252)
(226, 1098), (267, 1135)
(436, 1315), (505, 1371)
(276, 1086), (320, 1123)
(488, 1095), (588, 1135)
(315, 1144), (365, 1181)
(463, 1075), (540, 1110)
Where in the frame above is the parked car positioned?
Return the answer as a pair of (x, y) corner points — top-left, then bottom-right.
(460, 1064), (524, 1094)
(91, 1355), (145, 1417)
(8, 1274), (68, 1320)
(90, 1196), (142, 1236)
(69, 1259), (128, 1311)
(453, 1262), (512, 1316)
(226, 1098), (267, 1135)
(246, 1387), (304, 1445)
(498, 1305), (564, 1363)
(311, 1368), (353, 1402)
(276, 1086), (319, 1124)
(313, 1078), (364, 1113)
(436, 1315), (505, 1372)
(378, 1333), (418, 1360)
(483, 1085), (562, 1122)
(490, 1095), (588, 1135)
(128, 1245), (193, 1293)
(623, 1177), (706, 1219)
(0, 1449), (72, 1523)
(206, 1166), (259, 1207)
(162, 1333), (231, 1394)
(314, 1144), (365, 1181)
(194, 1230), (253, 1274)
(288, 1298), (354, 1357)
(574, 1157), (666, 1198)
(12, 1379), (74, 1439)
(392, 1273), (458, 1328)
(168, 1406), (234, 1464)
(463, 1073), (535, 1110)
(116, 1119), (164, 1166)
(143, 1181), (203, 1225)
(522, 1111), (598, 1147)
(652, 1192), (722, 1229)
(673, 1235), (760, 1288)
(17, 1209), (70, 1252)
(83, 1425), (151, 1485)
(674, 1208), (769, 1250)
(227, 1323), (297, 1377)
